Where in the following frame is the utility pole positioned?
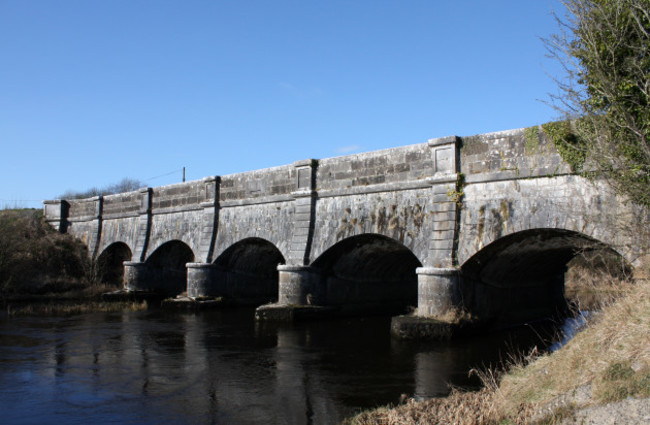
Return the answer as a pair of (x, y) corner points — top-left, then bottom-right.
(182, 167), (186, 183)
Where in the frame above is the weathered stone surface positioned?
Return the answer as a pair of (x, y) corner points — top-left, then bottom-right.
(46, 126), (647, 323)
(416, 267), (460, 318)
(310, 188), (434, 264)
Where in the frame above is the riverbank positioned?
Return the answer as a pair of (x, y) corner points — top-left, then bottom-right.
(0, 209), (147, 316)
(2, 283), (148, 316)
(0, 209), (90, 295)
(343, 274), (650, 424)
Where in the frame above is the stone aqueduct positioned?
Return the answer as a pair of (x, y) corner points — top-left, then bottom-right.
(44, 127), (647, 323)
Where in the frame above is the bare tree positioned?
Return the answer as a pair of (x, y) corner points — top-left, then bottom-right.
(60, 177), (144, 200)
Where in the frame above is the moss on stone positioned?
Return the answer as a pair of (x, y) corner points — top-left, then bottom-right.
(541, 121), (587, 172)
(524, 126), (541, 155)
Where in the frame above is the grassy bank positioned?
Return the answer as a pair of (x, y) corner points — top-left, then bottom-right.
(344, 271), (649, 424)
(0, 209), (141, 314)
(0, 209), (91, 296)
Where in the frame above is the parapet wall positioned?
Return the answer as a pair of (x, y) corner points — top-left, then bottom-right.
(48, 126), (578, 230)
(151, 180), (205, 213)
(68, 197), (99, 221)
(316, 143), (433, 192)
(220, 165), (295, 204)
(460, 127), (570, 180)
(103, 191), (140, 218)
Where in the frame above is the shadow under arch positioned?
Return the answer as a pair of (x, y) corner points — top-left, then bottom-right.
(96, 242), (132, 287)
(459, 228), (628, 324)
(211, 237), (285, 305)
(145, 240), (195, 297)
(311, 233), (422, 314)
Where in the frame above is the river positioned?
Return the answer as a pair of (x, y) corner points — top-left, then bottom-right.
(0, 306), (561, 425)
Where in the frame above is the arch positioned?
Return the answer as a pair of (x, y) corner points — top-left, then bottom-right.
(95, 242), (132, 287)
(145, 240), (195, 296)
(459, 228), (629, 323)
(311, 233), (422, 313)
(211, 238), (285, 305)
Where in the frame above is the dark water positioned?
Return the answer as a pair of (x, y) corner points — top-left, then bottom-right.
(0, 307), (561, 425)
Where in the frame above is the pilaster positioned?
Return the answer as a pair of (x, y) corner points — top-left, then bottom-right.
(133, 187), (152, 262)
(88, 196), (103, 259)
(426, 136), (461, 268)
(196, 176), (220, 262)
(287, 159), (319, 265)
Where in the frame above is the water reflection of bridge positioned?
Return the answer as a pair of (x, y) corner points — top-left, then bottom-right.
(6, 311), (552, 424)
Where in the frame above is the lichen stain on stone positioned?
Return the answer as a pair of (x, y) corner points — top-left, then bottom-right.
(375, 206), (387, 233)
(412, 203), (424, 229)
(500, 200), (512, 234)
(477, 205), (486, 245)
(336, 209), (354, 240)
(387, 205), (399, 230)
(487, 200), (512, 240)
(490, 207), (503, 239)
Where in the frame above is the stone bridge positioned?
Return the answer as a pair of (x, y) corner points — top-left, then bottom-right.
(44, 126), (647, 324)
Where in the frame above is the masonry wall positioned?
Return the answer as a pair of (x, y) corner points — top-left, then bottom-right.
(95, 191), (141, 257)
(45, 125), (646, 275)
(211, 165), (298, 261)
(103, 191), (140, 218)
(460, 127), (569, 178)
(458, 175), (645, 266)
(316, 144), (433, 192)
(310, 189), (434, 264)
(213, 202), (295, 262)
(151, 181), (204, 211)
(219, 165), (295, 202)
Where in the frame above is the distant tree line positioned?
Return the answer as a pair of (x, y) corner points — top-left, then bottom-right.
(60, 177), (145, 200)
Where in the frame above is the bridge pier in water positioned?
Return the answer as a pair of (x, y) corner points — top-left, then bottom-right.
(277, 265), (322, 305)
(255, 265), (338, 320)
(186, 263), (218, 297)
(123, 261), (150, 292)
(415, 267), (461, 318)
(390, 267), (468, 340)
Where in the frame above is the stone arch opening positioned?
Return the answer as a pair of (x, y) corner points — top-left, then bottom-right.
(96, 242), (132, 287)
(311, 234), (422, 314)
(145, 240), (195, 296)
(211, 238), (285, 305)
(460, 228), (630, 324)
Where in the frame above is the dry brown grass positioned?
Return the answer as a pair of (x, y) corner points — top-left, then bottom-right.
(0, 209), (91, 295)
(5, 299), (148, 316)
(344, 273), (650, 425)
(342, 388), (498, 425)
(495, 276), (650, 420)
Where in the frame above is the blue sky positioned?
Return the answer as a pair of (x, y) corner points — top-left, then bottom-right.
(1, 0), (566, 209)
